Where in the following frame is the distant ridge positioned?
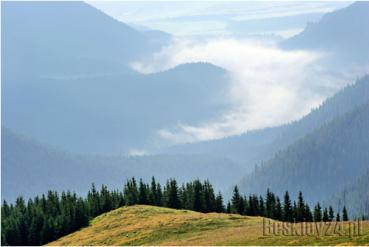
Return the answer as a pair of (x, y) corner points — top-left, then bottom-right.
(1, 127), (240, 202)
(281, 2), (369, 62)
(239, 102), (369, 210)
(164, 76), (369, 170)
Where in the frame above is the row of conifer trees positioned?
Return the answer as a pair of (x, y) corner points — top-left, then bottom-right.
(229, 186), (349, 223)
(1, 177), (348, 246)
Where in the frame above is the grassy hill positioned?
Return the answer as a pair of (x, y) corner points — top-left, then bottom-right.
(48, 205), (369, 246)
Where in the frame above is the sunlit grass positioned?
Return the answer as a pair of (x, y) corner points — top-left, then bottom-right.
(48, 205), (369, 246)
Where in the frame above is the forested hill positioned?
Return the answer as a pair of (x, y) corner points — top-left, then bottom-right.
(1, 128), (241, 202)
(325, 172), (369, 218)
(164, 76), (369, 170)
(238, 103), (369, 212)
(2, 1), (170, 78)
(281, 1), (369, 62)
(2, 1), (234, 155)
(3, 62), (230, 155)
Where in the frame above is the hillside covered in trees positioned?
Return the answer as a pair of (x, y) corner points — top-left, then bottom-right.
(281, 1), (369, 63)
(164, 76), (369, 171)
(238, 103), (369, 216)
(325, 172), (369, 218)
(2, 128), (240, 202)
(1, 177), (345, 246)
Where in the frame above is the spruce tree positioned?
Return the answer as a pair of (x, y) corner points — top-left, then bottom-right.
(304, 204), (313, 222)
(265, 189), (276, 218)
(124, 178), (138, 206)
(292, 201), (297, 223)
(246, 195), (253, 215)
(231, 186), (244, 214)
(323, 208), (329, 222)
(156, 183), (163, 206)
(166, 179), (180, 209)
(283, 191), (293, 222)
(342, 206), (349, 221)
(203, 180), (215, 213)
(275, 198), (283, 220)
(149, 177), (157, 205)
(193, 180), (204, 212)
(297, 191), (305, 222)
(138, 179), (149, 204)
(313, 203), (322, 222)
(215, 192), (225, 213)
(336, 212), (341, 221)
(100, 185), (112, 212)
(259, 196), (265, 216)
(328, 206), (334, 221)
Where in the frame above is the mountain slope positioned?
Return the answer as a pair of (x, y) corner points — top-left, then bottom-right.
(2, 1), (170, 78)
(238, 103), (369, 207)
(281, 2), (369, 63)
(3, 62), (230, 154)
(1, 128), (240, 202)
(163, 76), (369, 170)
(325, 172), (369, 218)
(48, 205), (369, 246)
(2, 1), (231, 154)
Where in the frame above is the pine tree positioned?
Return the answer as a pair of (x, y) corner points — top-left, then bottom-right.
(297, 191), (305, 222)
(156, 183), (163, 206)
(323, 208), (329, 222)
(265, 189), (276, 218)
(138, 179), (149, 204)
(100, 185), (112, 212)
(214, 192), (225, 213)
(283, 191), (293, 222)
(246, 195), (253, 215)
(40, 217), (54, 244)
(274, 197), (283, 220)
(27, 207), (43, 245)
(252, 195), (260, 216)
(203, 180), (215, 213)
(231, 186), (244, 214)
(304, 204), (313, 222)
(124, 178), (138, 206)
(328, 206), (334, 221)
(149, 177), (157, 205)
(87, 184), (100, 217)
(166, 179), (181, 209)
(342, 206), (349, 221)
(336, 212), (341, 221)
(193, 180), (204, 212)
(259, 196), (265, 216)
(313, 203), (322, 222)
(292, 201), (297, 222)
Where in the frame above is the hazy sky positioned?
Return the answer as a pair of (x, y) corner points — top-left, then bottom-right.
(89, 1), (351, 37)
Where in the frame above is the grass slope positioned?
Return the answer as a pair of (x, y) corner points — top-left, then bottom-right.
(48, 205), (369, 246)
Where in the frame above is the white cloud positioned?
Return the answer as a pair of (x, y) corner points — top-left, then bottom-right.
(88, 2), (350, 37)
(131, 38), (353, 144)
(128, 148), (148, 157)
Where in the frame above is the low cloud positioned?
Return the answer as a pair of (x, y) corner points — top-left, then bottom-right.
(128, 148), (148, 157)
(132, 38), (353, 144)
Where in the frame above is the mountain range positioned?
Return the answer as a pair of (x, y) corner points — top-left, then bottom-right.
(2, 1), (369, 218)
(281, 1), (369, 63)
(2, 1), (231, 154)
(2, 127), (241, 202)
